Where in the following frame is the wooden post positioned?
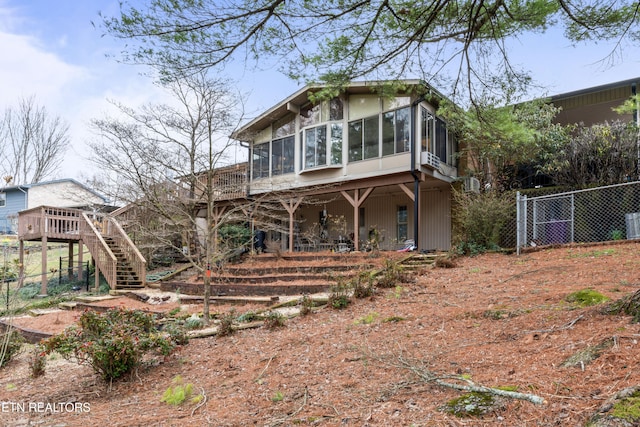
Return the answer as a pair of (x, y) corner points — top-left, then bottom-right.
(94, 262), (100, 291)
(40, 235), (48, 296)
(68, 242), (74, 280)
(18, 240), (24, 288)
(77, 240), (84, 281)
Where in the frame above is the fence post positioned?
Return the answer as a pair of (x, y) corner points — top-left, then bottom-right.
(516, 192), (521, 255)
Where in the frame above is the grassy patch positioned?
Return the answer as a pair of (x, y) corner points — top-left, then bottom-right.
(565, 289), (610, 307)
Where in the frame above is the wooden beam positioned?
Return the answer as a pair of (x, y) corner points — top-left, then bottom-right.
(340, 188), (374, 251)
(398, 183), (415, 201)
(280, 197), (304, 252)
(40, 235), (47, 296)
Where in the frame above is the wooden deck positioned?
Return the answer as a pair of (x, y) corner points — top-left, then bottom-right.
(18, 206), (146, 294)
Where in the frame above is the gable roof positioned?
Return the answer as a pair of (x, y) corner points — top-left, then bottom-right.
(1, 178), (109, 204)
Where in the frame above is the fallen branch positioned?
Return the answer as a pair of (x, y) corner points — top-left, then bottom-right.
(365, 345), (546, 406)
(191, 386), (207, 416)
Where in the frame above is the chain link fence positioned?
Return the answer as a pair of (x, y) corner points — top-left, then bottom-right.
(515, 181), (640, 254)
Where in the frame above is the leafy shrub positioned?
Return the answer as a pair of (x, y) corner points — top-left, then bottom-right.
(29, 345), (46, 378)
(352, 271), (376, 298)
(452, 189), (513, 255)
(264, 311), (286, 329)
(0, 329), (24, 368)
(298, 295), (314, 316)
(161, 375), (201, 406)
(376, 260), (409, 288)
(216, 309), (236, 337)
(42, 308), (176, 381)
(328, 278), (351, 309)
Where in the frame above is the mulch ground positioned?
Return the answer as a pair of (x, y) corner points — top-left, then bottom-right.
(1, 242), (639, 426)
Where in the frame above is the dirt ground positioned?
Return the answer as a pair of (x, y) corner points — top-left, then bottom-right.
(1, 242), (640, 426)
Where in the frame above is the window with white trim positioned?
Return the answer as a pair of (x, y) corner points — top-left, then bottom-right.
(0, 193), (5, 207)
(300, 98), (344, 170)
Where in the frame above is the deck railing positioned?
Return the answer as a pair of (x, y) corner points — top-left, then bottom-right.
(18, 206), (83, 240)
(79, 212), (117, 288)
(101, 214), (147, 287)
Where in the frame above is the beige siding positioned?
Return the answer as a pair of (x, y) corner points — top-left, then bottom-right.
(27, 182), (104, 209)
(420, 186), (451, 251)
(293, 184), (451, 251)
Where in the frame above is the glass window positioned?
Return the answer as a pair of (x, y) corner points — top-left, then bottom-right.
(363, 116), (379, 159)
(329, 98), (343, 121)
(395, 107), (410, 154)
(397, 205), (408, 241)
(0, 193), (5, 207)
(300, 103), (321, 128)
(330, 123), (343, 165)
(272, 136), (294, 176)
(420, 107), (434, 152)
(382, 111), (395, 156)
(304, 125), (327, 169)
(349, 115), (380, 161)
(272, 113), (295, 139)
(348, 121), (363, 162)
(252, 143), (269, 179)
(436, 117), (447, 162)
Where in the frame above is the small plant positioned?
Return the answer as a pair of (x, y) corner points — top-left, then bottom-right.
(566, 289), (610, 307)
(298, 295), (314, 316)
(184, 314), (204, 330)
(264, 311), (286, 329)
(217, 309), (236, 337)
(355, 312), (379, 325)
(0, 329), (24, 368)
(376, 259), (408, 288)
(352, 271), (376, 298)
(42, 308), (176, 382)
(237, 311), (261, 322)
(328, 278), (351, 309)
(271, 391), (284, 402)
(167, 307), (181, 317)
(611, 229), (625, 240)
(383, 316), (406, 323)
(163, 322), (190, 346)
(161, 375), (201, 406)
(29, 345), (46, 378)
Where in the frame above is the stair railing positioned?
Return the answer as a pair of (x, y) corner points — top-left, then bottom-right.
(80, 213), (117, 289)
(102, 215), (147, 287)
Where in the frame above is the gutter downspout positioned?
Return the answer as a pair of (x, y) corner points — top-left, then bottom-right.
(410, 96), (425, 251)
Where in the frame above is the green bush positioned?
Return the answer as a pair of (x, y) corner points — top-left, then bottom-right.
(264, 311), (286, 329)
(453, 189), (513, 255)
(0, 329), (24, 368)
(42, 308), (176, 382)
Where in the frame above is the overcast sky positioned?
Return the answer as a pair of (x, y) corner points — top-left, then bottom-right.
(1, 0), (638, 182)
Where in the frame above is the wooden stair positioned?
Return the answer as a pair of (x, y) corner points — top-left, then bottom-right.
(103, 237), (144, 289)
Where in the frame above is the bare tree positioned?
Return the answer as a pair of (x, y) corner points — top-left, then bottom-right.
(0, 96), (70, 185)
(89, 72), (255, 322)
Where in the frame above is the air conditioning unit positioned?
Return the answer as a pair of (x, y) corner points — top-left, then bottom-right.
(463, 177), (480, 193)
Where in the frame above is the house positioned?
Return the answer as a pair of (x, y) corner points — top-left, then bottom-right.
(0, 178), (109, 234)
(232, 80), (460, 252)
(550, 77), (639, 127)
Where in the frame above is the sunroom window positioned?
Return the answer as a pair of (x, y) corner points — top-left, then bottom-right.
(382, 107), (410, 156)
(300, 98), (344, 170)
(272, 136), (294, 176)
(348, 115), (379, 162)
(252, 143), (269, 179)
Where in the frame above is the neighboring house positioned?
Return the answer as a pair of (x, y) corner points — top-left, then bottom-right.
(550, 77), (639, 127)
(0, 178), (110, 234)
(232, 79), (460, 252)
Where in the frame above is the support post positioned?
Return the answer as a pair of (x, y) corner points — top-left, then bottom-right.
(77, 240), (84, 281)
(40, 235), (47, 296)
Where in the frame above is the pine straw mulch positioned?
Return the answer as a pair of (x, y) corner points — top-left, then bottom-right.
(1, 242), (640, 426)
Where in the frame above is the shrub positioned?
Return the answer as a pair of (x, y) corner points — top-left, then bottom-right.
(216, 309), (236, 337)
(352, 271), (376, 298)
(376, 260), (408, 288)
(0, 329), (24, 368)
(264, 311), (286, 329)
(452, 189), (513, 254)
(42, 308), (176, 382)
(298, 295), (314, 316)
(161, 375), (200, 406)
(29, 345), (46, 378)
(328, 278), (351, 309)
